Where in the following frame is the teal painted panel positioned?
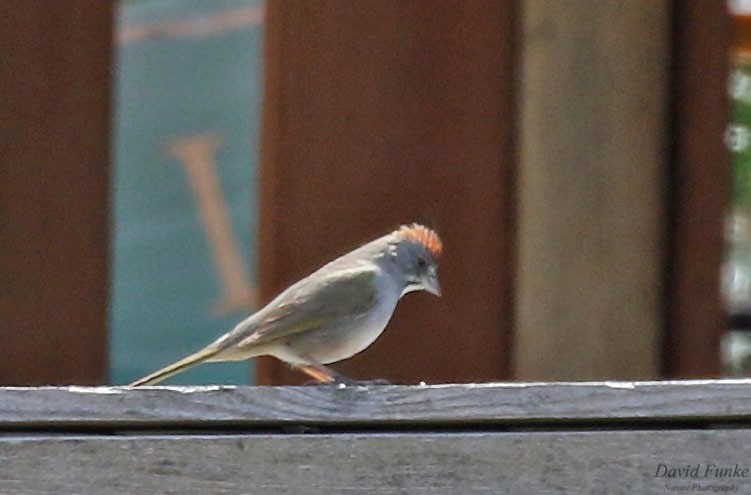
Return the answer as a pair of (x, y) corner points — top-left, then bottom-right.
(110, 0), (264, 385)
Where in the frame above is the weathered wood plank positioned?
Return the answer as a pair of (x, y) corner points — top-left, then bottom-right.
(516, 0), (668, 380)
(1, 431), (750, 494)
(1, 381), (751, 428)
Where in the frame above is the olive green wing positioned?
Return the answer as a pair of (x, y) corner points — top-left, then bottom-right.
(231, 267), (379, 349)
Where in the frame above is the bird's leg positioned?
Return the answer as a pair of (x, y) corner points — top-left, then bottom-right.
(295, 361), (338, 384)
(295, 360), (364, 386)
(296, 360), (390, 386)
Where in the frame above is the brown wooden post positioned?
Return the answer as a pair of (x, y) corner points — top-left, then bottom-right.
(258, 0), (518, 384)
(664, 0), (731, 377)
(514, 0), (670, 380)
(0, 2), (114, 384)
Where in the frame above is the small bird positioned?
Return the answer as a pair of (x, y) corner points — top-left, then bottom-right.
(129, 223), (442, 386)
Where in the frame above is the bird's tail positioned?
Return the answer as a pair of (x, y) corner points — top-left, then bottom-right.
(129, 346), (221, 386)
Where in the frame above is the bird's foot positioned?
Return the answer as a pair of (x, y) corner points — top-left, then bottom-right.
(334, 377), (391, 387)
(302, 377), (391, 387)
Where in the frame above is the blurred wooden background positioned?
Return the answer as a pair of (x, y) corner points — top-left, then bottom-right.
(0, 0), (729, 385)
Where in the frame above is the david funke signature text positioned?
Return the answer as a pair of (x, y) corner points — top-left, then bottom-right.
(655, 464), (749, 479)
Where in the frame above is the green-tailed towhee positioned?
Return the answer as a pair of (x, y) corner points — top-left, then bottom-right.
(129, 223), (442, 386)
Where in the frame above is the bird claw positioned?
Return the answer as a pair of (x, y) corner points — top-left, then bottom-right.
(343, 378), (391, 387)
(335, 377), (391, 387)
(302, 377), (391, 387)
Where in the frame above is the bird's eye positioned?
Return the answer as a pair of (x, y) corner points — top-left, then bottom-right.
(417, 257), (426, 268)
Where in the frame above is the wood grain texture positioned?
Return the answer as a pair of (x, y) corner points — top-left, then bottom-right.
(1, 431), (751, 494)
(0, 1), (114, 384)
(2, 381), (751, 429)
(515, 0), (669, 380)
(257, 0), (517, 385)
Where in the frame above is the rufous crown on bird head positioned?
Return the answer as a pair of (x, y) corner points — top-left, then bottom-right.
(394, 223), (442, 261)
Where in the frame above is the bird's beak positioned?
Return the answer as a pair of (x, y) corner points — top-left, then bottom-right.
(423, 274), (442, 297)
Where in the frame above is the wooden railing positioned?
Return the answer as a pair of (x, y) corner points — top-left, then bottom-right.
(1, 381), (750, 494)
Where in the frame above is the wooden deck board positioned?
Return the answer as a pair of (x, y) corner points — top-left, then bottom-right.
(0, 430), (749, 494)
(1, 381), (751, 428)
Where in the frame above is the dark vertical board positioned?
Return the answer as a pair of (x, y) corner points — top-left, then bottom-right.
(665, 0), (731, 377)
(258, 0), (517, 384)
(0, 2), (114, 384)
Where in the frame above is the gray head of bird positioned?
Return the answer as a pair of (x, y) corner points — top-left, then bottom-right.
(386, 223), (442, 297)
